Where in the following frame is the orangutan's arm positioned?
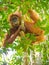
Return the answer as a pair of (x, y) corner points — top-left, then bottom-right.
(7, 26), (21, 43)
(3, 26), (21, 47)
(28, 9), (42, 24)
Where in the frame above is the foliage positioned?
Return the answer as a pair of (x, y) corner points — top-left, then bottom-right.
(0, 0), (49, 65)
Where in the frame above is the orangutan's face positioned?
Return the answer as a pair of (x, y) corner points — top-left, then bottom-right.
(9, 14), (21, 27)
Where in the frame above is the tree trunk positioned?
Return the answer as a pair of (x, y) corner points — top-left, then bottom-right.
(23, 51), (28, 65)
(30, 50), (36, 65)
